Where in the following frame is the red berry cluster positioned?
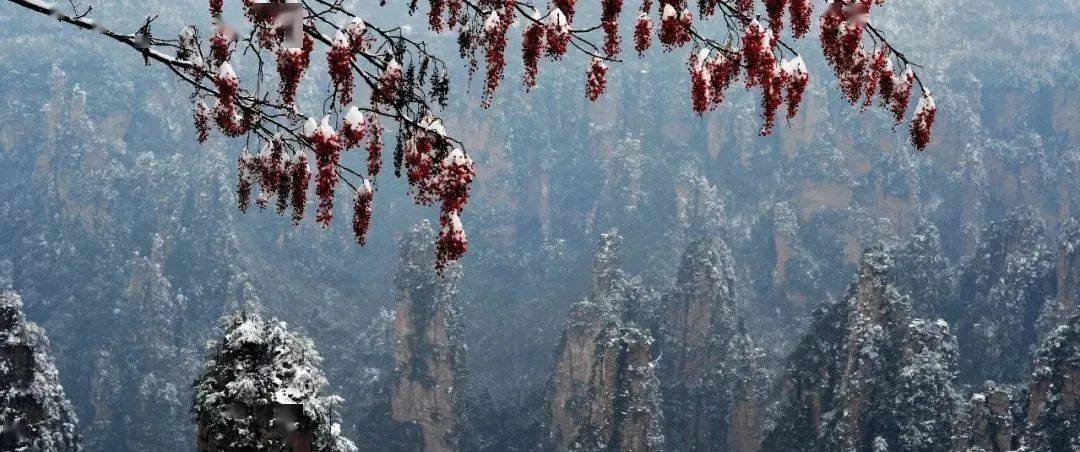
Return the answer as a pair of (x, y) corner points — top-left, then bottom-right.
(276, 34), (313, 106)
(633, 13), (653, 55)
(658, 4), (691, 49)
(819, 0), (935, 149)
(522, 22), (546, 89)
(482, 4), (513, 106)
(352, 181), (374, 246)
(436, 211), (468, 272)
(212, 63), (251, 137)
(586, 57), (608, 101)
(328, 32), (357, 105)
(601, 0), (624, 57)
(373, 59), (402, 106)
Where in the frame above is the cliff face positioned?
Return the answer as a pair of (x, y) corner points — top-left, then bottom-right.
(952, 384), (1023, 452)
(547, 299), (620, 450)
(546, 230), (665, 452)
(389, 222), (466, 452)
(1045, 219), (1080, 336)
(86, 233), (204, 449)
(572, 327), (664, 452)
(659, 237), (766, 452)
(1023, 314), (1080, 450)
(0, 268), (81, 451)
(748, 201), (825, 328)
(955, 207), (1055, 384)
(765, 245), (960, 452)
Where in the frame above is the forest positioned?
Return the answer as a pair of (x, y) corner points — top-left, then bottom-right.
(0, 0), (1078, 451)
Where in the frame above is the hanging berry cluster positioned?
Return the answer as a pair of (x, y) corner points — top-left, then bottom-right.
(445, 0), (934, 147)
(399, 117), (477, 270)
(169, 0), (937, 269)
(183, 0), (471, 270)
(819, 0), (935, 149)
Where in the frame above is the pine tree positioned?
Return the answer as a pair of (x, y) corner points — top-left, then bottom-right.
(192, 310), (355, 452)
(0, 262), (82, 451)
(895, 319), (960, 451)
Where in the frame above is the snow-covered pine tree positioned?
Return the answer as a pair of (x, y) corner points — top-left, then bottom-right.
(895, 318), (960, 451)
(0, 261), (82, 451)
(1023, 314), (1080, 451)
(192, 310), (355, 452)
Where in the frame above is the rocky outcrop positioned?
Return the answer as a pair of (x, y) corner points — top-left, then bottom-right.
(659, 237), (766, 452)
(1041, 218), (1080, 337)
(389, 222), (466, 452)
(749, 202), (824, 323)
(193, 311), (355, 452)
(764, 245), (960, 452)
(546, 230), (664, 451)
(1023, 314), (1080, 450)
(892, 222), (956, 320)
(955, 207), (1055, 384)
(87, 234), (203, 449)
(0, 264), (81, 451)
(941, 147), (988, 260)
(571, 327), (664, 452)
(951, 383), (1022, 452)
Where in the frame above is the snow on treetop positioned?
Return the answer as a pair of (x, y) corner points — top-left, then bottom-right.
(444, 210), (463, 233)
(696, 48), (711, 64)
(420, 115), (446, 136)
(385, 58), (402, 75)
(317, 116), (336, 137)
(332, 30), (350, 47)
(225, 317), (266, 346)
(346, 16), (365, 33)
(781, 56), (807, 75)
(444, 148), (471, 167)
